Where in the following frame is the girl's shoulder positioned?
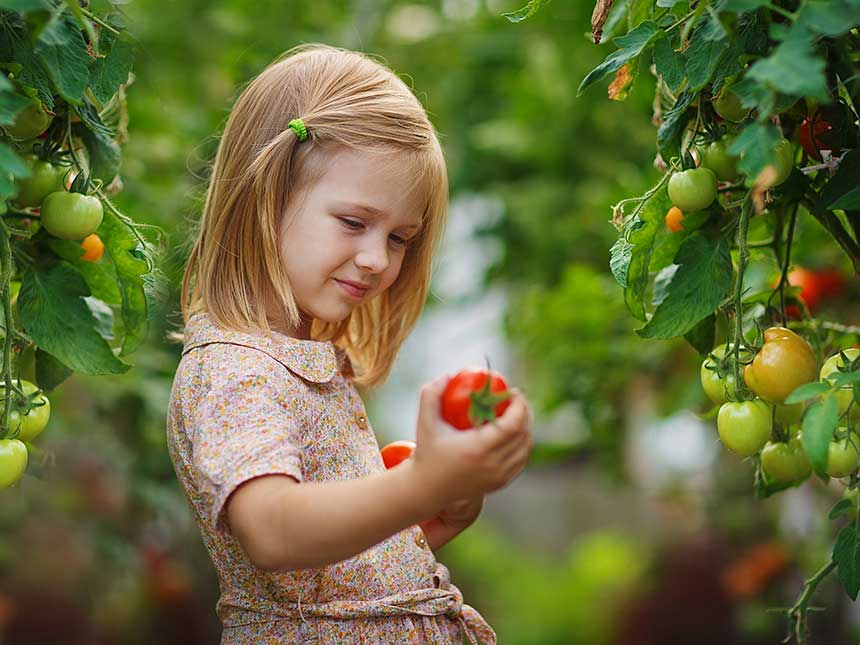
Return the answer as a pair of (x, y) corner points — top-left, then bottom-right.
(179, 312), (345, 387)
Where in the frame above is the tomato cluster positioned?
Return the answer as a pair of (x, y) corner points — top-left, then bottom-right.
(0, 379), (51, 490)
(703, 328), (860, 484)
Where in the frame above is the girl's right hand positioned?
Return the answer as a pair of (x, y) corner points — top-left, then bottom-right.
(410, 374), (534, 511)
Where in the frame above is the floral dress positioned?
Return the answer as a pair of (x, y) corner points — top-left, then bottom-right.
(166, 312), (496, 644)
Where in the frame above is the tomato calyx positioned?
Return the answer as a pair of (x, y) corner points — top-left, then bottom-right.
(467, 375), (512, 427)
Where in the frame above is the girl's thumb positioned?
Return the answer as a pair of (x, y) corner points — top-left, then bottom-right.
(418, 374), (450, 423)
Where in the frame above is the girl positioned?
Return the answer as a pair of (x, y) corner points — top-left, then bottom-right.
(167, 43), (533, 644)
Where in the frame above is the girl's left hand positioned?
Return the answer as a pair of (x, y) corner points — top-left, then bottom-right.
(423, 494), (484, 531)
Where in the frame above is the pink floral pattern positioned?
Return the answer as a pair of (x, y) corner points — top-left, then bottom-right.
(166, 312), (496, 644)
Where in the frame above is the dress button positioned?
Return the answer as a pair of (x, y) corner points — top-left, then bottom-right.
(355, 412), (368, 429)
(415, 530), (428, 548)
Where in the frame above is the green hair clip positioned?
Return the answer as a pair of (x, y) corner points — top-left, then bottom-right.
(288, 118), (308, 142)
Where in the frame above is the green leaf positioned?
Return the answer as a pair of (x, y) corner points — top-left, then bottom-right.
(33, 16), (90, 105)
(624, 182), (673, 321)
(34, 348), (72, 392)
(831, 371), (860, 388)
(785, 380), (831, 404)
(683, 314), (716, 355)
(727, 122), (781, 181)
(834, 524), (860, 601)
(637, 233), (733, 339)
(98, 206), (151, 355)
(18, 262), (130, 375)
(74, 123), (120, 185)
(72, 96), (115, 139)
(653, 37), (685, 93)
(830, 498), (854, 520)
(802, 396), (840, 477)
(656, 89), (696, 161)
(745, 33), (830, 102)
(45, 238), (123, 304)
(88, 30), (136, 105)
(0, 142), (31, 201)
(818, 149), (860, 212)
(578, 21), (662, 96)
(501, 0), (552, 22)
(0, 0), (50, 11)
(5, 32), (54, 110)
(0, 85), (32, 126)
(721, 0), (769, 10)
(684, 25), (729, 91)
(609, 237), (633, 288)
(797, 0), (860, 37)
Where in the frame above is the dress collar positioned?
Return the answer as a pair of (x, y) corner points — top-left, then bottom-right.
(181, 312), (352, 383)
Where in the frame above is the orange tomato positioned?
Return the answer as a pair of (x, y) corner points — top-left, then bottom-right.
(80, 233), (104, 262)
(665, 206), (684, 233)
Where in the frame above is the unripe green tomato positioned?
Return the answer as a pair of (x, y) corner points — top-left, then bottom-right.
(40, 191), (103, 240)
(826, 432), (860, 478)
(668, 168), (718, 212)
(718, 399), (773, 457)
(0, 439), (27, 489)
(5, 102), (51, 141)
(775, 401), (805, 426)
(699, 140), (740, 182)
(2, 380), (50, 443)
(761, 437), (811, 483)
(13, 155), (68, 208)
(713, 87), (749, 122)
(820, 349), (860, 423)
(700, 343), (741, 405)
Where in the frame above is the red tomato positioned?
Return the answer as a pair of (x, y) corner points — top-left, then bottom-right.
(780, 267), (846, 314)
(441, 368), (512, 430)
(799, 113), (841, 161)
(380, 440), (415, 469)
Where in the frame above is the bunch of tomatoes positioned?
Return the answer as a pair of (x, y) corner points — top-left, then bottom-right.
(0, 101), (108, 490)
(701, 327), (860, 485)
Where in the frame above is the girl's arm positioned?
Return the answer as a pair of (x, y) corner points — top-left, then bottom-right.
(227, 459), (440, 572)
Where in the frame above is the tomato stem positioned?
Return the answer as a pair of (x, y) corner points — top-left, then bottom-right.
(731, 194), (754, 397)
(787, 558), (836, 645)
(0, 220), (14, 439)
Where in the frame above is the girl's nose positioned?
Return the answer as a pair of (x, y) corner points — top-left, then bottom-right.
(354, 242), (389, 273)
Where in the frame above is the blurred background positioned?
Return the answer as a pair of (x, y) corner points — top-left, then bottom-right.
(1, 0), (859, 643)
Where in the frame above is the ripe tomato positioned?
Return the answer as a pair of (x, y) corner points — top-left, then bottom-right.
(5, 101), (51, 141)
(699, 140), (740, 182)
(761, 437), (811, 483)
(665, 206), (684, 233)
(799, 113), (841, 161)
(700, 343), (741, 405)
(0, 439), (27, 489)
(713, 86), (748, 122)
(826, 432), (860, 478)
(441, 368), (512, 430)
(80, 233), (105, 262)
(718, 399), (773, 457)
(744, 327), (818, 404)
(779, 267), (846, 313)
(380, 440), (415, 469)
(668, 168), (717, 212)
(40, 191), (103, 240)
(13, 155), (68, 208)
(820, 349), (860, 424)
(2, 379), (50, 443)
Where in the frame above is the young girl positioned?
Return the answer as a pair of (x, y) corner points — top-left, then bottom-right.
(167, 43), (533, 644)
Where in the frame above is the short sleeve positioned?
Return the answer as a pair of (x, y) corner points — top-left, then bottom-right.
(190, 373), (305, 534)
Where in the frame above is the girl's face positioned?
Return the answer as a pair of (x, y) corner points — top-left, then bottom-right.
(275, 147), (424, 339)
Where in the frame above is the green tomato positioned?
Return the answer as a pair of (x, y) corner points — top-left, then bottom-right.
(826, 432), (860, 478)
(761, 437), (811, 483)
(713, 87), (749, 122)
(700, 343), (741, 405)
(13, 155), (68, 208)
(0, 439), (27, 489)
(775, 401), (805, 426)
(748, 138), (795, 189)
(5, 102), (51, 141)
(699, 140), (740, 182)
(718, 399), (773, 457)
(668, 168), (718, 213)
(3, 379), (50, 443)
(820, 349), (860, 424)
(40, 191), (103, 240)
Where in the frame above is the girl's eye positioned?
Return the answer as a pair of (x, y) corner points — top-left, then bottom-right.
(389, 234), (408, 247)
(339, 218), (364, 230)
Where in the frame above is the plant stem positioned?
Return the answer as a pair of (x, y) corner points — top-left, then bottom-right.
(0, 220), (15, 440)
(732, 194), (753, 391)
(804, 198), (860, 275)
(773, 205), (798, 326)
(788, 558), (837, 645)
(79, 7), (121, 35)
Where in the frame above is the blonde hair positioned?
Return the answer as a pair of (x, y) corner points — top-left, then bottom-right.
(178, 43), (449, 389)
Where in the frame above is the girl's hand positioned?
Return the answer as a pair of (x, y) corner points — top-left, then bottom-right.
(411, 374), (533, 513)
(418, 494), (484, 551)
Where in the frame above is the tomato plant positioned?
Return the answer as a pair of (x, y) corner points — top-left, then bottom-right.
(820, 349), (860, 424)
(700, 343), (740, 406)
(744, 327), (818, 405)
(13, 154), (68, 208)
(41, 191), (104, 240)
(761, 437), (811, 484)
(1, 379), (50, 443)
(441, 368), (512, 430)
(380, 440), (415, 469)
(699, 139), (740, 182)
(717, 399), (773, 457)
(0, 438), (27, 489)
(668, 167), (717, 212)
(4, 101), (51, 141)
(826, 433), (860, 478)
(713, 85), (748, 123)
